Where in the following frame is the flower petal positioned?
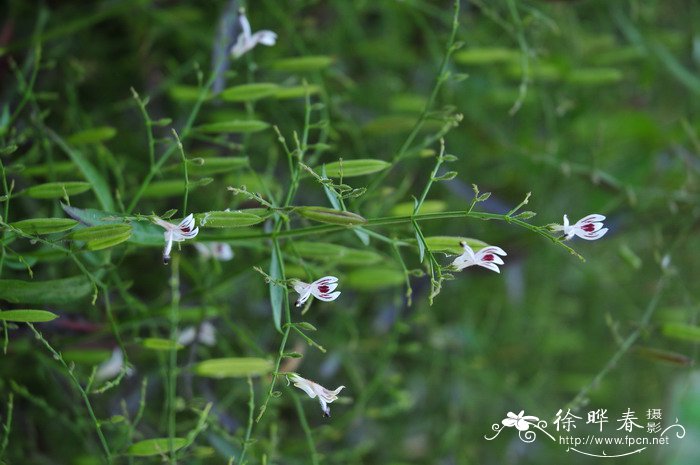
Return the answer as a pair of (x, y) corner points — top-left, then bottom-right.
(576, 227), (608, 240)
(478, 246), (507, 256)
(502, 418), (517, 427)
(251, 30), (277, 46)
(477, 261), (501, 273)
(576, 214), (605, 225)
(312, 290), (341, 302)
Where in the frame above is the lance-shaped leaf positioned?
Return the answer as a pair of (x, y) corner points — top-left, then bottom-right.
(127, 438), (188, 457)
(187, 156), (249, 176)
(221, 83), (279, 102)
(196, 211), (265, 228)
(10, 218), (78, 235)
(662, 323), (700, 343)
(391, 200), (446, 216)
(0, 309), (59, 323)
(422, 236), (488, 255)
(274, 85), (321, 99)
(62, 204), (162, 246)
(26, 182), (91, 199)
(195, 120), (269, 134)
(297, 206), (367, 225)
(67, 126), (117, 145)
(270, 55), (334, 72)
(345, 267), (405, 290)
(193, 357), (272, 378)
(69, 224), (133, 251)
(318, 159), (391, 178)
(0, 276), (92, 304)
(142, 338), (185, 351)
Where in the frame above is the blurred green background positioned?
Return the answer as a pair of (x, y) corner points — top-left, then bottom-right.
(1, 0), (699, 464)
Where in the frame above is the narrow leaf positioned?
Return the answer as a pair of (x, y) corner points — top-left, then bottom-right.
(0, 309), (59, 323)
(193, 357), (272, 378)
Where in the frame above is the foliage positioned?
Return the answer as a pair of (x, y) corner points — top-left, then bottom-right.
(1, 1), (699, 464)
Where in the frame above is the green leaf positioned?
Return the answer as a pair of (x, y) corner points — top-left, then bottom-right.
(169, 85), (211, 102)
(297, 206), (367, 225)
(22, 161), (78, 177)
(292, 241), (383, 266)
(318, 159), (391, 178)
(269, 245), (283, 331)
(661, 323), (700, 343)
(67, 127), (117, 145)
(391, 200), (446, 216)
(188, 157), (249, 176)
(274, 85), (321, 99)
(10, 218), (78, 235)
(269, 55), (334, 72)
(220, 83), (279, 102)
(567, 68), (624, 86)
(142, 338), (184, 351)
(0, 276), (92, 304)
(422, 236), (487, 255)
(68, 224), (132, 242)
(62, 204), (163, 246)
(196, 211), (264, 228)
(195, 120), (270, 134)
(48, 130), (115, 211)
(0, 309), (59, 322)
(454, 47), (520, 65)
(25, 181), (92, 199)
(345, 267), (405, 290)
(82, 224), (133, 250)
(193, 357), (273, 378)
(127, 438), (188, 457)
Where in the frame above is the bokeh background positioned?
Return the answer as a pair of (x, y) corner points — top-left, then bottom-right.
(1, 0), (699, 464)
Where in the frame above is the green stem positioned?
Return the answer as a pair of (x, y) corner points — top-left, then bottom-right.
(126, 67), (219, 214)
(199, 210), (582, 260)
(237, 377), (255, 465)
(289, 387), (320, 465)
(168, 256), (181, 465)
(131, 88), (156, 169)
(27, 323), (112, 464)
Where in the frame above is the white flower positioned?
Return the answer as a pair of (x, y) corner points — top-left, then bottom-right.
(551, 214), (608, 241)
(177, 322), (216, 347)
(502, 410), (539, 431)
(230, 8), (277, 59)
(292, 276), (341, 307)
(153, 213), (199, 265)
(95, 348), (134, 382)
(194, 242), (234, 261)
(451, 241), (507, 273)
(289, 373), (345, 417)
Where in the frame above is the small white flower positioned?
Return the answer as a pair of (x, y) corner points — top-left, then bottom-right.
(95, 348), (134, 382)
(451, 241), (507, 273)
(194, 242), (234, 261)
(292, 276), (341, 307)
(289, 373), (345, 417)
(153, 213), (199, 265)
(502, 410), (539, 431)
(230, 8), (277, 59)
(551, 214), (608, 241)
(177, 322), (217, 347)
